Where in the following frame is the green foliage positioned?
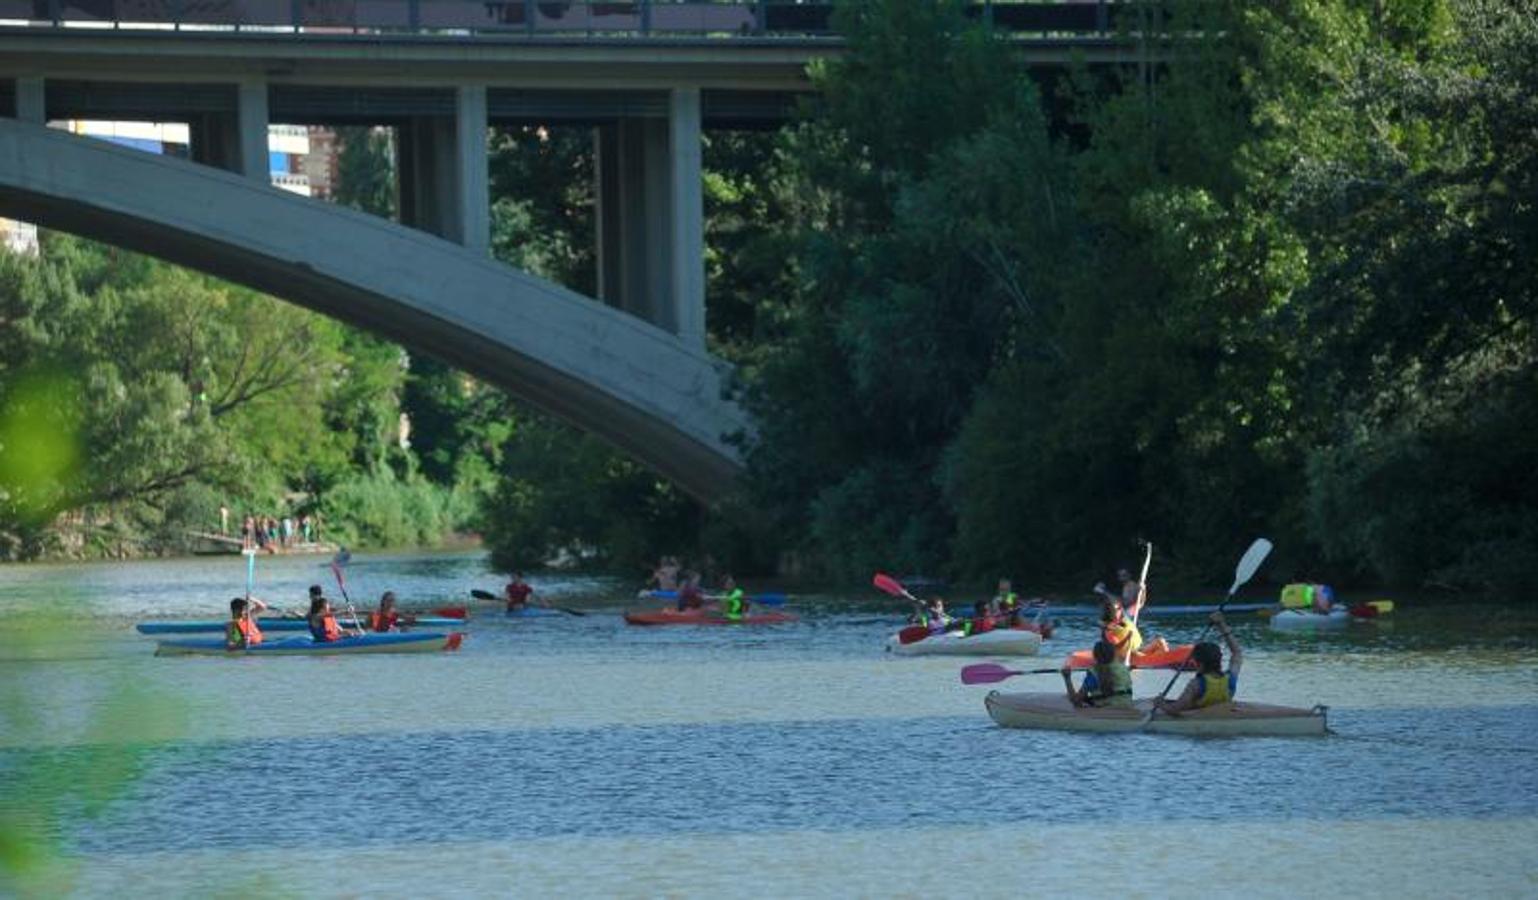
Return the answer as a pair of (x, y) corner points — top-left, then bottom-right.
(333, 126), (397, 219)
(740, 0), (1538, 591)
(317, 469), (475, 550)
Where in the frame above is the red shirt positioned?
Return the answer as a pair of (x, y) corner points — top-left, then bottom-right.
(505, 582), (533, 609)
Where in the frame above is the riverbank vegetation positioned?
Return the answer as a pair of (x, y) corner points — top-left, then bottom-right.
(1, 0), (1531, 594)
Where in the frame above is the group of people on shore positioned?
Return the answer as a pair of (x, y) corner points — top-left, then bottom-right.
(223, 585), (411, 649)
(223, 508), (322, 553)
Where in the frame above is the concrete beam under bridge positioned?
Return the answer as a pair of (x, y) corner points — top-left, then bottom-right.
(0, 119), (749, 501)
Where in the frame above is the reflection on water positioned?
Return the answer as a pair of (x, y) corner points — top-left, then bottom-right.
(2, 552), (1537, 896)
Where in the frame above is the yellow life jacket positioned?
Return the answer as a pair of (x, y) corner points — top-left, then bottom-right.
(1194, 671), (1237, 708)
(1102, 618), (1143, 657)
(1280, 583), (1314, 608)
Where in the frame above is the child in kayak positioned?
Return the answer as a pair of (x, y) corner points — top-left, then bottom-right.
(914, 596), (952, 633)
(675, 570), (705, 611)
(1101, 597), (1169, 664)
(1156, 612), (1242, 713)
(992, 578), (1018, 619)
(963, 599), (995, 636)
(370, 591), (416, 632)
(719, 574), (748, 621)
(225, 596), (268, 650)
(1061, 640), (1133, 708)
(307, 586), (348, 642)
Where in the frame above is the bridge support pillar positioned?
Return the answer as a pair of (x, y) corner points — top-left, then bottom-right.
(398, 86), (490, 255)
(594, 88), (705, 348)
(15, 77), (46, 123)
(188, 80), (269, 184)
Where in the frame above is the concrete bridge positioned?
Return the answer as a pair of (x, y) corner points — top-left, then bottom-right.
(0, 4), (1133, 500)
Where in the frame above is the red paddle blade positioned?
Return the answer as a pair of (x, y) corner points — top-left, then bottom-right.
(960, 663), (1023, 685)
(873, 573), (908, 597)
(1348, 603), (1379, 619)
(432, 606), (468, 619)
(897, 625), (930, 644)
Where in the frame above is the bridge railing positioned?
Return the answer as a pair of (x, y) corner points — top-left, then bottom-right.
(0, 1), (1117, 38)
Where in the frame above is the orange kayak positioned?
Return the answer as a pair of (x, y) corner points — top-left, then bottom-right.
(1063, 644), (1195, 670)
(623, 608), (798, 626)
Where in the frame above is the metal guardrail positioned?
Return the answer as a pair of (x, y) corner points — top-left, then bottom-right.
(0, 1), (1115, 38)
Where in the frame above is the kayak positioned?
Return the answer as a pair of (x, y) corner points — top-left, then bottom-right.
(984, 692), (1328, 736)
(505, 607), (566, 618)
(1063, 644), (1195, 670)
(1040, 602), (1277, 617)
(154, 631), (464, 656)
(1269, 608), (1352, 631)
(623, 608), (797, 626)
(886, 627), (1041, 657)
(136, 616), (464, 635)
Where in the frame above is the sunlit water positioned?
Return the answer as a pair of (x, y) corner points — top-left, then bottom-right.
(3, 552), (1536, 897)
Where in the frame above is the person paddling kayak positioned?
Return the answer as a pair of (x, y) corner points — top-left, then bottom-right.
(1101, 597), (1169, 664)
(718, 574), (749, 622)
(1061, 639), (1133, 708)
(225, 596), (267, 650)
(306, 585), (351, 642)
(503, 573), (537, 612)
(1155, 612), (1243, 714)
(963, 600), (996, 636)
(675, 570), (706, 611)
(370, 591), (418, 632)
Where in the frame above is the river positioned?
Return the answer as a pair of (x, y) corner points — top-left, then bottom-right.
(2, 551), (1536, 897)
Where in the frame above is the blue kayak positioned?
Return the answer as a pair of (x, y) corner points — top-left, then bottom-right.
(155, 631), (463, 656)
(505, 607), (566, 618)
(136, 616), (464, 635)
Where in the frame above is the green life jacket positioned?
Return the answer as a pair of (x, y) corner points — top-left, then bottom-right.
(723, 588), (745, 620)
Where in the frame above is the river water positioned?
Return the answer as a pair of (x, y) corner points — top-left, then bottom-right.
(2, 551), (1536, 897)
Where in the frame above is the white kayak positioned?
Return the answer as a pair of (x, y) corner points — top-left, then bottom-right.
(1269, 608), (1352, 631)
(984, 692), (1328, 736)
(886, 628), (1042, 657)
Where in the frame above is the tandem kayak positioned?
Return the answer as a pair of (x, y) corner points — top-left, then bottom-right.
(885, 627), (1042, 657)
(984, 692), (1328, 736)
(623, 608), (798, 626)
(136, 616), (464, 635)
(154, 632), (464, 656)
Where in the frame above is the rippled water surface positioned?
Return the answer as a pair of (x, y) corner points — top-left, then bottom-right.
(3, 552), (1537, 897)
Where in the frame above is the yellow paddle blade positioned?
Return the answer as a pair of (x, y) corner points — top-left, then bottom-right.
(1368, 600), (1395, 613)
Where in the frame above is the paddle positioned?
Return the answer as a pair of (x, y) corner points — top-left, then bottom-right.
(873, 572), (921, 605)
(1145, 538), (1272, 720)
(469, 588), (587, 617)
(960, 648), (1193, 685)
(329, 554), (367, 636)
(960, 663), (1061, 685)
(1132, 540), (1153, 626)
(644, 589), (787, 607)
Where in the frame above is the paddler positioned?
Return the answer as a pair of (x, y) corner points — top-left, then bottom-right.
(504, 573), (535, 612)
(1061, 639), (1133, 708)
(370, 590), (415, 632)
(675, 570), (705, 611)
(719, 574), (749, 621)
(1100, 597), (1169, 664)
(963, 599), (995, 636)
(306, 585), (348, 642)
(1155, 612), (1242, 713)
(225, 596), (268, 650)
(915, 596), (951, 633)
(1118, 566), (1147, 620)
(992, 578), (1019, 620)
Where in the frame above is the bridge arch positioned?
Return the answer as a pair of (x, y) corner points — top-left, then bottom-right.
(0, 119), (749, 500)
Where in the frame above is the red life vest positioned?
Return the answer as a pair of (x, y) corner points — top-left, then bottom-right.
(370, 610), (398, 632)
(505, 582), (533, 609)
(226, 616), (263, 649)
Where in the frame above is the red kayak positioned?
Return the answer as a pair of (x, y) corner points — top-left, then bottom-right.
(623, 608), (798, 626)
(1063, 644), (1195, 670)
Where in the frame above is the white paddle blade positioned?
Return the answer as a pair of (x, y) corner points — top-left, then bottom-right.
(1228, 538), (1273, 595)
